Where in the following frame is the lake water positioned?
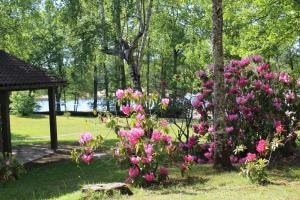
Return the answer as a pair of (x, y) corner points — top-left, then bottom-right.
(36, 99), (115, 112)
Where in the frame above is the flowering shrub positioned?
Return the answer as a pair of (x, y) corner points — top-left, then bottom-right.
(71, 132), (103, 165)
(179, 55), (299, 182)
(106, 88), (175, 185)
(0, 154), (24, 184)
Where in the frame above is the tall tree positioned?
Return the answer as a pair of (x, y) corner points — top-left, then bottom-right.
(212, 0), (232, 169)
(101, 0), (154, 91)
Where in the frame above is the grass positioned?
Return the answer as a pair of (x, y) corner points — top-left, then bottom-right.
(5, 114), (300, 200)
(0, 158), (300, 200)
(10, 114), (117, 147)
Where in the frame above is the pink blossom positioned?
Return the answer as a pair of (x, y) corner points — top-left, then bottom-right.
(273, 98), (281, 111)
(136, 122), (142, 128)
(115, 89), (125, 99)
(136, 113), (145, 121)
(227, 114), (238, 121)
(192, 122), (206, 135)
(118, 130), (128, 137)
(161, 98), (170, 106)
(264, 84), (273, 95)
(264, 72), (274, 80)
(128, 136), (138, 146)
(252, 55), (263, 63)
(256, 63), (269, 73)
(183, 154), (194, 163)
(224, 72), (232, 79)
(129, 128), (144, 138)
(253, 80), (263, 89)
(275, 121), (284, 133)
(231, 59), (240, 65)
(159, 167), (169, 176)
(297, 77), (300, 86)
(133, 90), (143, 99)
(191, 98), (202, 108)
(128, 167), (139, 177)
(180, 164), (187, 172)
(130, 156), (141, 165)
(239, 157), (247, 164)
(239, 57), (251, 68)
(229, 66), (240, 74)
(151, 131), (162, 142)
(160, 120), (169, 127)
(279, 72), (291, 84)
(246, 91), (255, 100)
(225, 127), (234, 133)
(126, 87), (133, 93)
(133, 104), (143, 112)
(197, 70), (207, 79)
(236, 96), (248, 105)
(141, 155), (153, 164)
(79, 132), (93, 144)
(256, 139), (267, 153)
(208, 126), (215, 135)
(81, 154), (93, 164)
(237, 77), (248, 87)
(203, 89), (213, 96)
(188, 135), (197, 148)
(143, 172), (155, 182)
(204, 152), (212, 159)
(230, 155), (238, 163)
(144, 143), (153, 155)
(84, 147), (93, 154)
(203, 80), (214, 88)
(121, 105), (131, 116)
(229, 86), (239, 94)
(285, 91), (295, 102)
(246, 153), (256, 161)
(162, 135), (172, 143)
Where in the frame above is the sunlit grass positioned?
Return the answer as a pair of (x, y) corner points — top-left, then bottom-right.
(0, 158), (299, 200)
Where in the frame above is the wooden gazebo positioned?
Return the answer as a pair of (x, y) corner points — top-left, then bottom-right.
(0, 50), (66, 153)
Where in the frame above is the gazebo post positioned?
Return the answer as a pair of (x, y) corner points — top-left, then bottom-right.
(48, 87), (58, 150)
(0, 91), (12, 154)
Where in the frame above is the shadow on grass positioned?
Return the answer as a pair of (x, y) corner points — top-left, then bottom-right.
(0, 158), (127, 200)
(14, 114), (48, 119)
(11, 133), (32, 141)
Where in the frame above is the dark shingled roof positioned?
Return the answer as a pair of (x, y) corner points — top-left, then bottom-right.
(0, 50), (66, 91)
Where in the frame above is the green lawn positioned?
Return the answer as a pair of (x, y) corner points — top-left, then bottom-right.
(4, 114), (300, 200)
(11, 114), (117, 147)
(0, 158), (299, 200)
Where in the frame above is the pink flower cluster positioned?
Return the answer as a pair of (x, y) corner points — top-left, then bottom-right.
(256, 139), (267, 154)
(113, 88), (172, 185)
(79, 132), (93, 145)
(187, 55), (299, 167)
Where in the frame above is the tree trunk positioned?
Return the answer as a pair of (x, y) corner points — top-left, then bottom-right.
(93, 65), (98, 111)
(104, 63), (110, 111)
(119, 58), (126, 89)
(128, 61), (142, 91)
(172, 49), (178, 100)
(212, 0), (232, 170)
(160, 56), (166, 98)
(146, 40), (151, 96)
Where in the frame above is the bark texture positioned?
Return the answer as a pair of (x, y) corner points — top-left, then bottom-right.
(100, 0), (153, 91)
(212, 0), (232, 169)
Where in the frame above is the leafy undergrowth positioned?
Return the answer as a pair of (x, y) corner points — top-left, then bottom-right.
(0, 157), (300, 200)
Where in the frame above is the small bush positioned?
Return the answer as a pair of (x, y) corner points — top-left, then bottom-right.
(11, 91), (38, 116)
(0, 154), (24, 184)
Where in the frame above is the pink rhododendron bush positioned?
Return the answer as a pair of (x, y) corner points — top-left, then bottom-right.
(186, 55), (300, 183)
(107, 88), (175, 185)
(71, 132), (103, 165)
